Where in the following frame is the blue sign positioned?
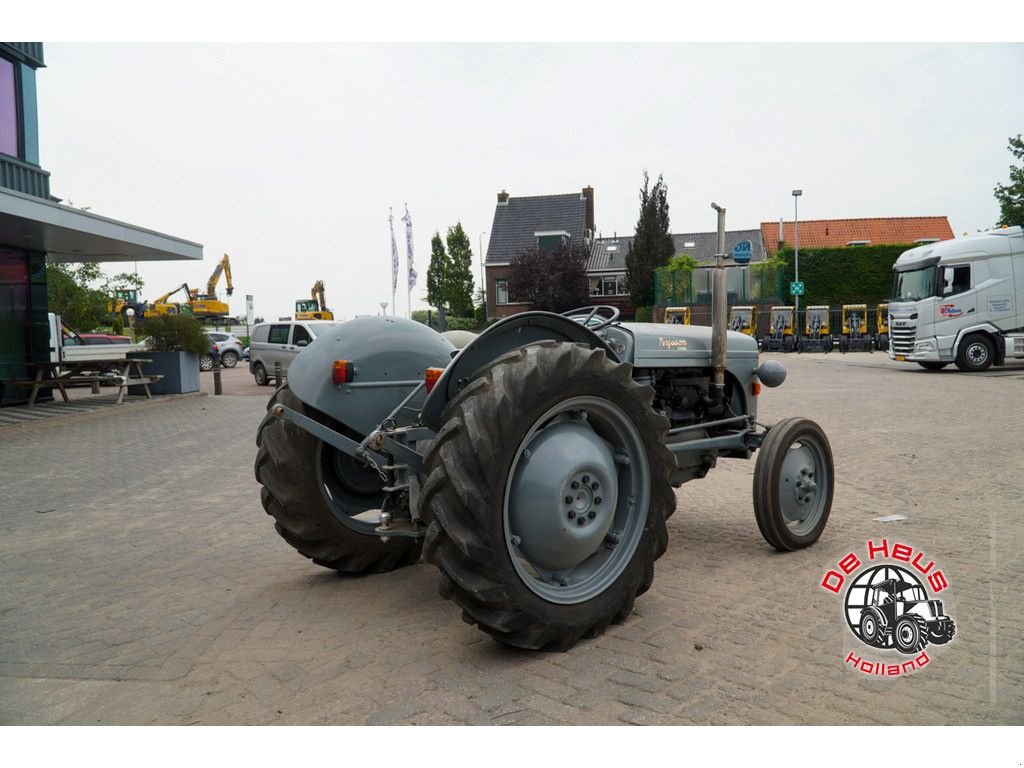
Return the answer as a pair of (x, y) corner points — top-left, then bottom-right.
(790, 281), (805, 296)
(732, 239), (752, 265)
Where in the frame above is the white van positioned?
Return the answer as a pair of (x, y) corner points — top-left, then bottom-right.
(249, 319), (341, 385)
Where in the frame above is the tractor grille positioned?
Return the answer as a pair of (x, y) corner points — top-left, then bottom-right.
(890, 322), (916, 355)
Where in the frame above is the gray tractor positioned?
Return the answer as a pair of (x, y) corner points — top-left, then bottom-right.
(254, 301), (835, 650)
(858, 578), (956, 653)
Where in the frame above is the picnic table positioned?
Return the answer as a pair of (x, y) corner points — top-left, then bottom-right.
(22, 358), (161, 407)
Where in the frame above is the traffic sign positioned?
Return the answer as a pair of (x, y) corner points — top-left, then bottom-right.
(790, 281), (805, 296)
(732, 240), (752, 265)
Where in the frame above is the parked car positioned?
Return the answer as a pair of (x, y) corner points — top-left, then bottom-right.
(242, 346), (250, 361)
(207, 331), (244, 368)
(248, 320), (341, 385)
(200, 338), (222, 372)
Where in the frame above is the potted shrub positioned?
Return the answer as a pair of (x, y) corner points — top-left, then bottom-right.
(129, 314), (209, 395)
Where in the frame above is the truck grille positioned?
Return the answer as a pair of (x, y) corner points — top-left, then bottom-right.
(890, 323), (916, 355)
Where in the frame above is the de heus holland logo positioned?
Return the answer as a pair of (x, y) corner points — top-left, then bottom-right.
(820, 538), (956, 676)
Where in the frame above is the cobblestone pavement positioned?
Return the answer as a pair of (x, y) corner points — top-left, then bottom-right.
(1, 352), (1021, 724)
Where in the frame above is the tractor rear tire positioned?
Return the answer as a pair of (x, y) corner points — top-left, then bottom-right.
(894, 614), (929, 654)
(255, 386), (422, 573)
(753, 417), (834, 551)
(421, 341), (675, 651)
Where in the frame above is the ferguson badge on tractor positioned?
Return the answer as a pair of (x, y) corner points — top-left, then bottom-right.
(255, 205), (835, 650)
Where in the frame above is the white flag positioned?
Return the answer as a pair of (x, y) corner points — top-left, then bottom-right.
(402, 204), (417, 289)
(388, 208), (399, 294)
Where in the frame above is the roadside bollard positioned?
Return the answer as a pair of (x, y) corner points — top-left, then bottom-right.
(274, 361), (283, 385)
(213, 358), (223, 395)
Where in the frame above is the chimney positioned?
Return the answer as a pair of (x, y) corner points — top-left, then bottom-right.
(497, 190), (510, 204)
(582, 186), (595, 237)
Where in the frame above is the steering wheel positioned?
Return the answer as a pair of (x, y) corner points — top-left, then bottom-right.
(560, 305), (621, 331)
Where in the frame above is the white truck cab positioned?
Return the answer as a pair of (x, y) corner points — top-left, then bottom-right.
(889, 226), (1024, 371)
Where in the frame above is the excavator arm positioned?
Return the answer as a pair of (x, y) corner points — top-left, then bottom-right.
(312, 280), (326, 311)
(205, 253), (233, 298)
(153, 283), (192, 305)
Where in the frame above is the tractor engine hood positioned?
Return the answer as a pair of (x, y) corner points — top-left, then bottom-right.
(624, 322), (759, 367)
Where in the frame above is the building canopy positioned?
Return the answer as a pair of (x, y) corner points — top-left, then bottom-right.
(0, 188), (202, 263)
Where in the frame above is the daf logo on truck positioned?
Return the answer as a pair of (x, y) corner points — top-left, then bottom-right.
(889, 225), (1024, 372)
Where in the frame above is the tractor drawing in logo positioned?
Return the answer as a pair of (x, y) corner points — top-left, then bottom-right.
(858, 577), (956, 653)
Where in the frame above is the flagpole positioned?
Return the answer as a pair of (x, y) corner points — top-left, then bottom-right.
(390, 214), (396, 317)
(388, 208), (398, 317)
(406, 203), (411, 319)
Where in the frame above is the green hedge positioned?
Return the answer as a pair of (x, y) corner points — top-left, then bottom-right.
(775, 244), (907, 307)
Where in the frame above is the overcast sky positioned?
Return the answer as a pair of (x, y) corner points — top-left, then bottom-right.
(36, 42), (1024, 322)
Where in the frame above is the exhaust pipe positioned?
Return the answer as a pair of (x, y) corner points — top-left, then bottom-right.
(710, 202), (728, 401)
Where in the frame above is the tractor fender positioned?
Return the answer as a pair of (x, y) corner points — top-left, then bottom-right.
(287, 316), (456, 437)
(420, 311), (615, 432)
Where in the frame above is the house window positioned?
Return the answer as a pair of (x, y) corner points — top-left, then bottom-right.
(590, 273), (627, 296)
(0, 57), (18, 158)
(846, 240), (871, 247)
(495, 278), (509, 305)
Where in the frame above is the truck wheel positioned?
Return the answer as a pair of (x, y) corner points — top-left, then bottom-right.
(253, 362), (270, 386)
(753, 417), (834, 551)
(254, 386), (422, 573)
(917, 362), (949, 371)
(894, 614), (929, 654)
(421, 341), (675, 651)
(859, 608), (884, 647)
(955, 334), (995, 372)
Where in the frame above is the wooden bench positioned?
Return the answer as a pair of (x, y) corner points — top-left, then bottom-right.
(22, 359), (164, 406)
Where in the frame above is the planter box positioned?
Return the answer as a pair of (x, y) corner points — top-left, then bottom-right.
(128, 351), (200, 395)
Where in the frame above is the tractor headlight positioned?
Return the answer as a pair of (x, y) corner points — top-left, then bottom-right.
(754, 360), (787, 388)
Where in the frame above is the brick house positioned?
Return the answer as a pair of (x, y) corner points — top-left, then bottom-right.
(483, 187), (595, 319)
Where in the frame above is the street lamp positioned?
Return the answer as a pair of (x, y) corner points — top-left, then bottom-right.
(792, 189), (803, 337)
(125, 307), (136, 342)
(479, 231), (487, 321)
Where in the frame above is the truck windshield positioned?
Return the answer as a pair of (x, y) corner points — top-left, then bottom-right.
(892, 265), (938, 302)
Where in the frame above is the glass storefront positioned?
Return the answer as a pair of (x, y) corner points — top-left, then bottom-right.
(0, 248), (48, 405)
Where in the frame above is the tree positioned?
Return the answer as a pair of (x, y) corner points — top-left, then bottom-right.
(994, 134), (1024, 227)
(47, 262), (108, 330)
(47, 262), (147, 331)
(508, 240), (589, 313)
(445, 222), (475, 318)
(426, 232), (452, 329)
(625, 171), (674, 308)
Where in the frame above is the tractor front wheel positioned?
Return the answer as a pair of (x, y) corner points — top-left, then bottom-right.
(254, 386), (422, 573)
(928, 619), (956, 645)
(422, 341), (676, 650)
(753, 417), (834, 551)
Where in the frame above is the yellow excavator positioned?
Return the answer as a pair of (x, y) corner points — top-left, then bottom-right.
(143, 282), (193, 318)
(295, 280), (334, 320)
(190, 253), (233, 320)
(144, 254), (234, 322)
